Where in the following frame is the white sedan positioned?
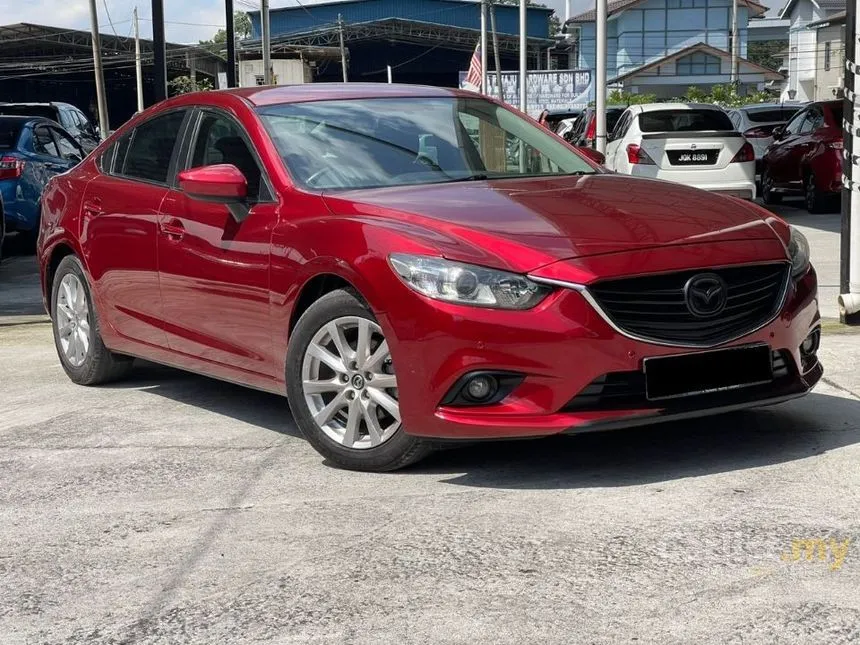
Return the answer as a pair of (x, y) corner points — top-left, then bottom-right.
(604, 103), (757, 200)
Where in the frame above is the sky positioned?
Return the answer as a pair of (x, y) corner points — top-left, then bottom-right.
(4, 0), (787, 45)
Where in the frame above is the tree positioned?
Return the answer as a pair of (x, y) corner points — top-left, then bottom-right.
(747, 40), (788, 72)
(198, 11), (251, 57)
(168, 75), (214, 96)
(608, 89), (657, 105)
(681, 84), (776, 107)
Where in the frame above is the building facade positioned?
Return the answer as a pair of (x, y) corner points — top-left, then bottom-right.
(779, 0), (845, 101)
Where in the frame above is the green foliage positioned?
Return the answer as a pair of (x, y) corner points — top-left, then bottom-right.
(681, 84), (776, 107)
(607, 90), (658, 105)
(168, 75), (214, 96)
(747, 40), (788, 72)
(198, 11), (251, 57)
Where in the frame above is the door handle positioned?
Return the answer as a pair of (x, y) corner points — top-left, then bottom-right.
(159, 218), (185, 240)
(82, 199), (103, 217)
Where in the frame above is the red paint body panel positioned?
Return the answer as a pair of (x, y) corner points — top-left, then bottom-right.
(37, 86), (822, 443)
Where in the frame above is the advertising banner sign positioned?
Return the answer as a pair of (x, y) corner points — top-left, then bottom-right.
(459, 69), (593, 117)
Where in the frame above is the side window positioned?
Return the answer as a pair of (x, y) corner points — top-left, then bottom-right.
(190, 112), (266, 201)
(33, 125), (60, 157)
(728, 112), (741, 130)
(807, 109), (825, 131)
(50, 126), (84, 161)
(611, 111), (631, 140)
(798, 113), (816, 134)
(121, 110), (186, 184)
(784, 110), (806, 136)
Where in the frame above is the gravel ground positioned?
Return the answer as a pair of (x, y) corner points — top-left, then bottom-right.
(2, 246), (860, 644)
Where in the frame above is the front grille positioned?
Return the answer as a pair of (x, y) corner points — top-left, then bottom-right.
(588, 263), (790, 346)
(563, 350), (793, 412)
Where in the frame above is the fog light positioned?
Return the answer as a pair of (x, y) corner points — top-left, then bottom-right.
(465, 375), (497, 401)
(800, 329), (820, 371)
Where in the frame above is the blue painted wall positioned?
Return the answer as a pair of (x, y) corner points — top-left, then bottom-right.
(250, 0), (552, 40)
(577, 0), (750, 79)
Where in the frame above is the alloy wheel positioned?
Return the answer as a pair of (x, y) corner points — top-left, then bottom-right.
(805, 175), (816, 212)
(301, 316), (400, 450)
(55, 273), (91, 367)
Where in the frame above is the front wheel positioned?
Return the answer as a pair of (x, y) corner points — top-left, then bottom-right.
(51, 255), (133, 385)
(286, 289), (432, 472)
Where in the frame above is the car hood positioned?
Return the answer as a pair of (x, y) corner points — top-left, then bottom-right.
(322, 174), (785, 273)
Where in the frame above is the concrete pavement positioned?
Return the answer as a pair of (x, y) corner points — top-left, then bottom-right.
(2, 241), (860, 643)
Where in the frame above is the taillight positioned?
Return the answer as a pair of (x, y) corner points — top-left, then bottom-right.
(829, 140), (843, 150)
(743, 126), (772, 138)
(0, 156), (24, 180)
(626, 143), (655, 165)
(731, 142), (755, 163)
(584, 118), (596, 144)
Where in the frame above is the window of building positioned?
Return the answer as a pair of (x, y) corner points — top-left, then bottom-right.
(675, 52), (722, 76)
(824, 42), (831, 72)
(255, 75), (266, 86)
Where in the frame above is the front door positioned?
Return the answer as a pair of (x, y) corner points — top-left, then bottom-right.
(157, 108), (278, 377)
(81, 108), (189, 350)
(767, 109), (808, 187)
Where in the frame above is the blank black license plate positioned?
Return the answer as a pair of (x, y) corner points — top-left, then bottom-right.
(644, 344), (773, 401)
(668, 150), (718, 165)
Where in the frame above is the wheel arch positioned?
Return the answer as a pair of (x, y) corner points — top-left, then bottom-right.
(288, 272), (363, 335)
(44, 242), (78, 312)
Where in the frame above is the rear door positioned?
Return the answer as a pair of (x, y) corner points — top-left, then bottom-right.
(637, 108), (742, 171)
(81, 108), (190, 349)
(157, 107), (278, 376)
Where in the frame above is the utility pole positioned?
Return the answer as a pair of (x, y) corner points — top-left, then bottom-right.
(489, 1), (503, 101)
(480, 0), (488, 93)
(152, 0), (166, 102)
(730, 0), (739, 87)
(225, 0), (236, 87)
(519, 0), (527, 114)
(134, 6), (143, 113)
(838, 0), (860, 323)
(261, 0), (272, 84)
(338, 14), (348, 82)
(595, 0), (607, 153)
(88, 0), (109, 136)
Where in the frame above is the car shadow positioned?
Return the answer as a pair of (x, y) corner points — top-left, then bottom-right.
(106, 361), (860, 488)
(103, 360), (303, 439)
(408, 392), (860, 489)
(0, 248), (45, 319)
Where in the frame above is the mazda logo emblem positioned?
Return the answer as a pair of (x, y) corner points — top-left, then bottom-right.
(684, 273), (728, 317)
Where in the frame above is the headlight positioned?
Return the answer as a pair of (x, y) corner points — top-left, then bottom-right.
(389, 254), (551, 310)
(788, 227), (810, 279)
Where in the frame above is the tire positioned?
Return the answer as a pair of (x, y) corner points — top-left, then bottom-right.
(761, 168), (782, 206)
(286, 288), (432, 472)
(804, 173), (830, 214)
(50, 255), (133, 385)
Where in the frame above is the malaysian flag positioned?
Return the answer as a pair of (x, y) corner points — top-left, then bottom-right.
(463, 42), (483, 92)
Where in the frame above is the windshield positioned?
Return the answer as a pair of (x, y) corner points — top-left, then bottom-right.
(639, 109), (734, 132)
(257, 97), (595, 190)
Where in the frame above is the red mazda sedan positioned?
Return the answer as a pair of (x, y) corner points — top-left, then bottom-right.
(38, 84), (822, 471)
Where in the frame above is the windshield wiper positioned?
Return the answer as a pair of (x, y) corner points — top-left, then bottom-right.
(433, 173), (489, 184)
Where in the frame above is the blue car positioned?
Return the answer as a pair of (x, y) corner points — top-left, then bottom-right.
(1, 116), (84, 253)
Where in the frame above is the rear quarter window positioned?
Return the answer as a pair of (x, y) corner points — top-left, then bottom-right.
(639, 109), (734, 132)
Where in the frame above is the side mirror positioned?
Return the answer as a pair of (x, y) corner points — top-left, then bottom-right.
(771, 125), (785, 140)
(178, 164), (249, 221)
(577, 146), (605, 165)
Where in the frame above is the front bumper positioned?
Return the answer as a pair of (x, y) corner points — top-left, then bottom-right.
(380, 260), (821, 440)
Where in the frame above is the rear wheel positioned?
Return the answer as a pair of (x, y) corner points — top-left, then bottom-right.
(286, 289), (432, 471)
(804, 173), (831, 214)
(51, 255), (133, 385)
(761, 169), (782, 205)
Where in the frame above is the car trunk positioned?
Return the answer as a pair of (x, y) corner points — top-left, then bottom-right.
(639, 132), (746, 171)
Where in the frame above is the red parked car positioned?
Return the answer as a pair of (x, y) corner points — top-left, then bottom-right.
(761, 100), (843, 213)
(38, 85), (822, 471)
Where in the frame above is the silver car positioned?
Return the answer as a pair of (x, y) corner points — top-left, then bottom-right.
(725, 103), (803, 175)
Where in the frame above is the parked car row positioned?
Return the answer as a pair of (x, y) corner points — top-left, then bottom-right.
(538, 98), (841, 214)
(0, 102), (96, 260)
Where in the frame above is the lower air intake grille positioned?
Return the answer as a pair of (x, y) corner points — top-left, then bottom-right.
(588, 263), (790, 346)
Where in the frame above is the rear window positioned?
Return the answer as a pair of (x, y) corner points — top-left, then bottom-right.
(745, 108), (799, 123)
(0, 105), (58, 121)
(0, 122), (22, 150)
(639, 109), (734, 132)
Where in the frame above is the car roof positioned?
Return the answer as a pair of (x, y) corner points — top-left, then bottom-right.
(635, 103), (722, 112)
(213, 83), (472, 108)
(0, 102), (61, 108)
